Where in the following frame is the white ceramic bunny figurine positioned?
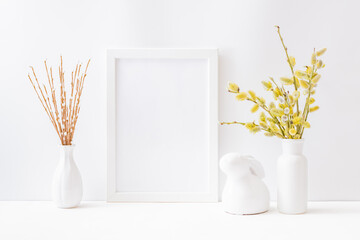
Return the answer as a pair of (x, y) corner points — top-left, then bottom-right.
(220, 153), (270, 215)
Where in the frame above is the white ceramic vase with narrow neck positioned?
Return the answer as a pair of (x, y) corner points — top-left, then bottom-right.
(52, 145), (82, 208)
(277, 139), (307, 214)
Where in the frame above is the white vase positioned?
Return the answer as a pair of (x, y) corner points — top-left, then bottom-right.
(52, 145), (83, 208)
(277, 139), (307, 214)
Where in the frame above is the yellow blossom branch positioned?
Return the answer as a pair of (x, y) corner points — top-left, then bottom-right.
(275, 25), (300, 114)
(220, 121), (245, 125)
(246, 98), (286, 137)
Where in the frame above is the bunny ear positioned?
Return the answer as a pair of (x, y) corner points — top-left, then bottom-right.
(245, 156), (265, 179)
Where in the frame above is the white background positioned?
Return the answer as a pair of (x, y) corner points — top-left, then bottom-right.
(0, 0), (359, 201)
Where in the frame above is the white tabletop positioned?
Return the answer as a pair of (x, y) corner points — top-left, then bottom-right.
(1, 201), (359, 240)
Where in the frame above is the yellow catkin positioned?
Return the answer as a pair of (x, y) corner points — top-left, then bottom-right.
(295, 77), (300, 88)
(259, 97), (266, 105)
(270, 123), (280, 132)
(295, 70), (307, 78)
(264, 132), (274, 137)
(303, 122), (311, 128)
(267, 117), (275, 123)
(262, 81), (272, 91)
(309, 97), (315, 104)
(316, 60), (323, 68)
(311, 53), (317, 65)
(316, 48), (327, 56)
(248, 90), (256, 100)
(259, 121), (268, 128)
(275, 133), (284, 138)
(306, 66), (313, 74)
(278, 103), (286, 109)
(250, 126), (261, 133)
(270, 108), (284, 117)
(269, 102), (276, 110)
(260, 112), (266, 121)
(300, 80), (309, 89)
(293, 116), (302, 125)
(289, 95), (294, 105)
(236, 92), (248, 101)
(310, 106), (319, 112)
(293, 90), (300, 99)
(289, 56), (296, 66)
(312, 74), (321, 83)
(245, 122), (255, 130)
(227, 82), (239, 93)
(251, 104), (259, 113)
(273, 88), (281, 99)
(289, 128), (297, 136)
(280, 77), (294, 85)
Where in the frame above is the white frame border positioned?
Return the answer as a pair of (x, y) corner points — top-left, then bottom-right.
(107, 49), (218, 202)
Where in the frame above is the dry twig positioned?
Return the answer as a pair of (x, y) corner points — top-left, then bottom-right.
(28, 56), (90, 145)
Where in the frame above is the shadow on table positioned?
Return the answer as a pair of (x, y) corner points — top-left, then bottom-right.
(75, 202), (106, 209)
(307, 207), (360, 215)
(262, 205), (360, 215)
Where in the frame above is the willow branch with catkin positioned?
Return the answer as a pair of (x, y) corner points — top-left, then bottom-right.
(28, 57), (90, 145)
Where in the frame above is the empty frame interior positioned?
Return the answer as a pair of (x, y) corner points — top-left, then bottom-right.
(108, 49), (217, 202)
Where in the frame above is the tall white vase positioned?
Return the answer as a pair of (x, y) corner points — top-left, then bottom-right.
(277, 139), (307, 214)
(52, 145), (83, 208)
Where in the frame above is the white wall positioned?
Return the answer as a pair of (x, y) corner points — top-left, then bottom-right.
(0, 0), (359, 200)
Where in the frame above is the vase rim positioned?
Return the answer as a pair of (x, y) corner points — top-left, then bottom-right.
(59, 144), (76, 148)
(281, 138), (304, 143)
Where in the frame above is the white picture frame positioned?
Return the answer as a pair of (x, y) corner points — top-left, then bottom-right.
(107, 49), (218, 202)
